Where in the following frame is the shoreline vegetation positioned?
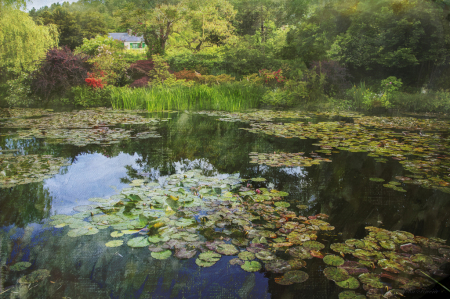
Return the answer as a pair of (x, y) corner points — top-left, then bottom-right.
(1, 0), (449, 114)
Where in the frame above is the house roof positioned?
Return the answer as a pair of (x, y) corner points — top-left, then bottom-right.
(108, 33), (144, 42)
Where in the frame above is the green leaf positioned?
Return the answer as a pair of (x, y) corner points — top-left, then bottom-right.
(105, 240), (124, 247)
(323, 255), (345, 266)
(127, 236), (150, 247)
(241, 261), (262, 272)
(151, 250), (172, 260)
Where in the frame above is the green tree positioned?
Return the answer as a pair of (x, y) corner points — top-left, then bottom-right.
(329, 0), (450, 86)
(181, 0), (237, 51)
(0, 7), (58, 106)
(121, 2), (188, 56)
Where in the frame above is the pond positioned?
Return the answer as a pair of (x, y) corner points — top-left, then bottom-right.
(0, 108), (450, 299)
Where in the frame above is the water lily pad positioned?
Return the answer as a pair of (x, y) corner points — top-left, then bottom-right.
(238, 251), (255, 261)
(303, 241), (325, 251)
(265, 259), (292, 273)
(127, 236), (150, 247)
(10, 262), (32, 271)
(358, 273), (383, 288)
(229, 258), (244, 266)
(216, 244), (239, 256)
(196, 251), (221, 267)
(324, 267), (350, 282)
(251, 178), (266, 182)
(323, 255), (345, 266)
(255, 250), (276, 261)
(111, 231), (125, 238)
(274, 270), (309, 285)
(336, 277), (360, 289)
(274, 201), (290, 208)
(174, 248), (197, 259)
(411, 253), (434, 266)
(105, 240), (123, 247)
(369, 178), (385, 182)
(151, 250), (172, 260)
(241, 261), (262, 272)
(198, 251), (221, 262)
(345, 239), (365, 248)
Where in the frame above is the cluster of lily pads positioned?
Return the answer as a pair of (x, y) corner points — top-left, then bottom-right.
(198, 111), (450, 194)
(0, 108), (49, 119)
(42, 170), (449, 298)
(249, 152), (332, 167)
(0, 108), (165, 147)
(325, 227), (450, 298)
(14, 127), (160, 147)
(0, 154), (71, 188)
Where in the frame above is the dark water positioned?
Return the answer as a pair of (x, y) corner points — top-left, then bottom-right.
(1, 111), (449, 298)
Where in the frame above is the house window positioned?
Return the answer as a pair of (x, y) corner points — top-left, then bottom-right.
(130, 43), (140, 49)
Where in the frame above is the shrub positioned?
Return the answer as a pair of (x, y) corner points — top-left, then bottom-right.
(88, 45), (130, 86)
(30, 46), (91, 105)
(75, 35), (123, 56)
(148, 54), (176, 86)
(196, 74), (235, 86)
(68, 85), (113, 107)
(129, 76), (151, 88)
(173, 69), (201, 81)
(129, 60), (155, 81)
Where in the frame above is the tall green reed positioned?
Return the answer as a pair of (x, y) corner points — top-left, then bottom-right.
(110, 82), (265, 112)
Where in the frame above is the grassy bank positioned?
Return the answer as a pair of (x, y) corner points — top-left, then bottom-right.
(110, 83), (266, 111)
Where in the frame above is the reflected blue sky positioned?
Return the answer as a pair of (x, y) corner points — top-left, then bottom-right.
(45, 152), (142, 215)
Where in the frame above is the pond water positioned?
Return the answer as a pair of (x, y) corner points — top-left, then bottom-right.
(0, 109), (450, 299)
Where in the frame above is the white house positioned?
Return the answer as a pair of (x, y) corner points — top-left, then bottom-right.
(108, 30), (146, 50)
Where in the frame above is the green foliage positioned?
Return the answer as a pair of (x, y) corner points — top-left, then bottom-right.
(68, 85), (113, 107)
(33, 6), (109, 50)
(390, 90), (450, 113)
(75, 35), (123, 56)
(223, 35), (285, 76)
(0, 8), (58, 106)
(88, 45), (130, 86)
(148, 54), (177, 86)
(329, 0), (450, 86)
(261, 79), (308, 107)
(166, 47), (225, 74)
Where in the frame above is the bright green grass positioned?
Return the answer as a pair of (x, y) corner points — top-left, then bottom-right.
(110, 83), (266, 111)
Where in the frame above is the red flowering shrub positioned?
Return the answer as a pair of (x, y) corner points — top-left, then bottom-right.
(85, 72), (104, 89)
(30, 46), (91, 103)
(259, 69), (285, 88)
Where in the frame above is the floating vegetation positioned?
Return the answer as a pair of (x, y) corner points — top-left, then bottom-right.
(0, 108), (49, 119)
(325, 227), (450, 297)
(249, 152), (332, 168)
(200, 110), (450, 193)
(44, 169), (449, 297)
(0, 108), (161, 129)
(0, 154), (70, 188)
(1, 108), (165, 147)
(14, 127), (160, 146)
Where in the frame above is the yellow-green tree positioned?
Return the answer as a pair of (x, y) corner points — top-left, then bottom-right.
(0, 8), (58, 106)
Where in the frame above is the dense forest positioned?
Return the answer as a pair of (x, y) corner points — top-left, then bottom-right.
(1, 0), (450, 112)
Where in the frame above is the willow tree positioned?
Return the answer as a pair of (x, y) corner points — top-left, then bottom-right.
(0, 8), (58, 106)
